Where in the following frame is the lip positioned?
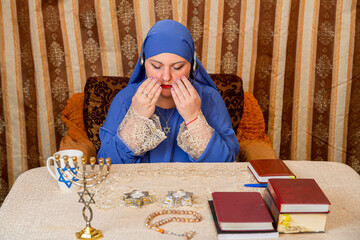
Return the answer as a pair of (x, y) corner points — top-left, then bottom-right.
(161, 85), (172, 89)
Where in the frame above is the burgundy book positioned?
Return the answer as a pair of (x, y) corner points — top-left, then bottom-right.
(267, 178), (331, 213)
(248, 159), (296, 183)
(263, 189), (328, 233)
(211, 192), (274, 231)
(209, 201), (279, 239)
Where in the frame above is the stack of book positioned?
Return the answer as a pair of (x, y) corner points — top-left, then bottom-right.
(248, 159), (296, 183)
(209, 192), (279, 239)
(264, 178), (331, 233)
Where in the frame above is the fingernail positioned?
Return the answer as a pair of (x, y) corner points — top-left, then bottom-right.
(156, 81), (161, 85)
(181, 76), (186, 80)
(154, 77), (158, 80)
(149, 76), (153, 80)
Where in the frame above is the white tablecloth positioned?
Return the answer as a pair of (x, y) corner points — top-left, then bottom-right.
(0, 161), (359, 240)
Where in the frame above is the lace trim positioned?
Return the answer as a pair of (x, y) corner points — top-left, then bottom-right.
(118, 105), (166, 155)
(177, 111), (214, 159)
(92, 163), (259, 210)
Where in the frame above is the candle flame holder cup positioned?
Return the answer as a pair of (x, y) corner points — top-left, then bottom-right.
(55, 155), (111, 240)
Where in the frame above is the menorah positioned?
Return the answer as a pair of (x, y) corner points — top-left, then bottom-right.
(55, 155), (111, 240)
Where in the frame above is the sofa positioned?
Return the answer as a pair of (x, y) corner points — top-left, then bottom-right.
(59, 74), (276, 162)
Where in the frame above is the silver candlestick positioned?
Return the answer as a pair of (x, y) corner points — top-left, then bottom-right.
(55, 155), (111, 240)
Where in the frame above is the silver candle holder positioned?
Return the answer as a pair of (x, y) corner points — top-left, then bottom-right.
(55, 155), (111, 240)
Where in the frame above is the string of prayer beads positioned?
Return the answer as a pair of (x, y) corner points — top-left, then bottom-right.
(145, 210), (202, 240)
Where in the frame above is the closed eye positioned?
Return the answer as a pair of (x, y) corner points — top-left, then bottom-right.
(151, 64), (161, 69)
(173, 65), (184, 70)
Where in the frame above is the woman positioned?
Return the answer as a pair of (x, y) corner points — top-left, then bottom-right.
(97, 20), (240, 163)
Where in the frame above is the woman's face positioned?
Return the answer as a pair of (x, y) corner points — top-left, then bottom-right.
(145, 53), (191, 98)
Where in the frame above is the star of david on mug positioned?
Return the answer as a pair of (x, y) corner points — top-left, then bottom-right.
(46, 149), (83, 192)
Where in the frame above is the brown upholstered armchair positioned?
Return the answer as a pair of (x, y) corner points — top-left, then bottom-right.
(59, 74), (276, 162)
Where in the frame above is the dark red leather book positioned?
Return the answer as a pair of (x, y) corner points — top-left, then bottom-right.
(211, 192), (274, 231)
(209, 201), (279, 239)
(248, 159), (296, 183)
(263, 189), (328, 233)
(267, 178), (331, 213)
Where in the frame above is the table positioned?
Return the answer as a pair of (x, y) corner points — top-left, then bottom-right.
(0, 161), (359, 240)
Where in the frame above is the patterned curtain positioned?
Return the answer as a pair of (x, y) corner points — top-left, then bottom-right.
(0, 0), (359, 205)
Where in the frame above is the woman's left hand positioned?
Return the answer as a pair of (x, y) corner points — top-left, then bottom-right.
(171, 76), (201, 124)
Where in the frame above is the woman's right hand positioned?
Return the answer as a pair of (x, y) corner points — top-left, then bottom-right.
(131, 77), (162, 118)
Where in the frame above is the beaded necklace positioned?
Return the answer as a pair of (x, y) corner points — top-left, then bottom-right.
(145, 209), (202, 240)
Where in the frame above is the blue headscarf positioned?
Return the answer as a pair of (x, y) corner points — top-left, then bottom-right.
(129, 20), (217, 90)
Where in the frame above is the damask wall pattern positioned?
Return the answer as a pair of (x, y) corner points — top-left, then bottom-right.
(78, 0), (103, 79)
(41, 0), (70, 154)
(17, 0), (39, 172)
(311, 0), (337, 162)
(219, 0), (243, 75)
(183, 0), (207, 64)
(0, 43), (6, 204)
(280, 0), (299, 161)
(115, 0), (140, 77)
(0, 0), (359, 205)
(252, 0), (276, 143)
(347, 0), (360, 173)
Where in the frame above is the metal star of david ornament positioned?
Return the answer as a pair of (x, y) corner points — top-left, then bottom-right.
(78, 188), (95, 206)
(123, 190), (152, 207)
(163, 189), (193, 207)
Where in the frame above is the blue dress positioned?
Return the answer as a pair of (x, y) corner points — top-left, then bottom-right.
(97, 81), (240, 163)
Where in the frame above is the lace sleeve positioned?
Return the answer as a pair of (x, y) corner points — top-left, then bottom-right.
(177, 111), (214, 159)
(118, 105), (166, 155)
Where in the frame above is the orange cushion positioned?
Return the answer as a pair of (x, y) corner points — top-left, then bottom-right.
(236, 92), (271, 144)
(60, 92), (97, 158)
(61, 92), (88, 142)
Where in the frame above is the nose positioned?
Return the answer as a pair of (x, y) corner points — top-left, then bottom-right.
(162, 67), (171, 82)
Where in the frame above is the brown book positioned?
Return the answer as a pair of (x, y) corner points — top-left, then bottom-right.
(211, 192), (274, 231)
(267, 178), (331, 213)
(248, 159), (296, 183)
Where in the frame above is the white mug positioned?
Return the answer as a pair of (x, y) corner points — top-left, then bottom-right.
(46, 149), (83, 192)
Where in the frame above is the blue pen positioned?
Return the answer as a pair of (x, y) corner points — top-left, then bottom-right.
(244, 183), (267, 188)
